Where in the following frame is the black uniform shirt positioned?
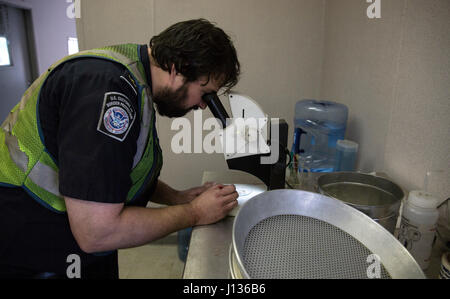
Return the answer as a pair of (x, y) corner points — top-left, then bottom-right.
(0, 45), (155, 278)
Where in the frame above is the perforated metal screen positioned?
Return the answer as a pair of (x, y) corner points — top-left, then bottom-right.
(243, 215), (391, 279)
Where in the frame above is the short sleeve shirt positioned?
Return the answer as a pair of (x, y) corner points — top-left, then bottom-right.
(41, 57), (140, 204)
(0, 45), (156, 278)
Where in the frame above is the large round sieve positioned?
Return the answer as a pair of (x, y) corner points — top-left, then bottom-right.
(231, 190), (424, 279)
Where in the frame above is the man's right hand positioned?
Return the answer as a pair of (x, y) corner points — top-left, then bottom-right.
(189, 184), (238, 226)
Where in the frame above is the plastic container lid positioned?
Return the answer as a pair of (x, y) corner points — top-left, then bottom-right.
(336, 140), (359, 152)
(407, 190), (440, 209)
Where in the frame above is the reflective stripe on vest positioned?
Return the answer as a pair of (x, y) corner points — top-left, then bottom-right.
(4, 132), (28, 173)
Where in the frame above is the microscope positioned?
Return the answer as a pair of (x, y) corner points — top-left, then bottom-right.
(202, 92), (288, 190)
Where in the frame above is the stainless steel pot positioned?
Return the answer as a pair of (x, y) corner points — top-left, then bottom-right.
(318, 172), (404, 234)
(231, 189), (424, 279)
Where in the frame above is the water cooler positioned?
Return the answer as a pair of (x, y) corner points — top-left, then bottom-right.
(292, 100), (349, 173)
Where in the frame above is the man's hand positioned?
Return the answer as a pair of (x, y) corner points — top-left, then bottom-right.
(188, 184), (238, 226)
(150, 180), (215, 206)
(177, 181), (216, 204)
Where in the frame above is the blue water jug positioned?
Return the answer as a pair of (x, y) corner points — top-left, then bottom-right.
(292, 100), (348, 172)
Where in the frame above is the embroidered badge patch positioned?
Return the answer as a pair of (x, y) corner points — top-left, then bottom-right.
(97, 92), (136, 141)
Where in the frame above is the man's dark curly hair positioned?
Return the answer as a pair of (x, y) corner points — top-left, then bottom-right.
(149, 19), (240, 92)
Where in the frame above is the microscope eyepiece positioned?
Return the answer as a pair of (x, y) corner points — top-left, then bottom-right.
(202, 93), (230, 128)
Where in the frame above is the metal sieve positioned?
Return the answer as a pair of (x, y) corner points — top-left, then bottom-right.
(231, 190), (425, 279)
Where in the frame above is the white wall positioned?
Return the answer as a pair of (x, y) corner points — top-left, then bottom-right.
(77, 0), (326, 190)
(31, 0), (77, 73)
(0, 5), (32, 120)
(1, 0), (77, 74)
(320, 0), (450, 198)
(75, 0), (449, 199)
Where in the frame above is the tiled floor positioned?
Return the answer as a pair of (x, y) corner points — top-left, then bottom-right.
(118, 232), (185, 279)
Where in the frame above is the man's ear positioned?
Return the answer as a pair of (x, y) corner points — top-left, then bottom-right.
(169, 63), (186, 88)
(168, 63), (178, 84)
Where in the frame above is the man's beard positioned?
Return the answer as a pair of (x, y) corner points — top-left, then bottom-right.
(153, 83), (192, 118)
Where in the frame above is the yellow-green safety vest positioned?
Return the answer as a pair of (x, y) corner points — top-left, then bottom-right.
(0, 44), (163, 213)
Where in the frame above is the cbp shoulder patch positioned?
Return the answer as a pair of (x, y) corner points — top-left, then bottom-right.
(97, 92), (137, 142)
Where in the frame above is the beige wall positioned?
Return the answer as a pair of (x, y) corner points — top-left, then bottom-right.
(76, 0), (449, 199)
(77, 0), (326, 190)
(76, 0), (155, 49)
(320, 0), (449, 198)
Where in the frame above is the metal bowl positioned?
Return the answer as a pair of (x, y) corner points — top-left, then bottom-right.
(318, 172), (404, 233)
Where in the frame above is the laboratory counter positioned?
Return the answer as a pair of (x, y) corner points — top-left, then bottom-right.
(182, 170), (446, 279)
